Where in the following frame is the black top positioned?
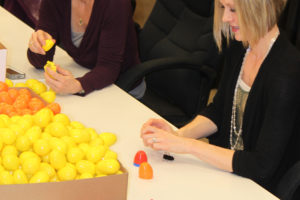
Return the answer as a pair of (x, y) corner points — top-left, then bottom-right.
(201, 33), (300, 192)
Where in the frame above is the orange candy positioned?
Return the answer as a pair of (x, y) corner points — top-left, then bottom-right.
(0, 82), (60, 116)
(8, 88), (19, 101)
(28, 97), (45, 113)
(139, 162), (153, 179)
(19, 108), (33, 115)
(47, 102), (61, 115)
(2, 104), (16, 115)
(0, 82), (8, 92)
(13, 98), (28, 109)
(0, 91), (13, 104)
(18, 88), (32, 98)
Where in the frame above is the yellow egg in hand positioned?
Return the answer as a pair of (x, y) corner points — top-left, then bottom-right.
(42, 39), (54, 52)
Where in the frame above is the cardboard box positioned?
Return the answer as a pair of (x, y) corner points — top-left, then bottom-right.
(0, 42), (7, 82)
(0, 166), (128, 200)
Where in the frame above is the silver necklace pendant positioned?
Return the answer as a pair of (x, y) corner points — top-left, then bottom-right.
(79, 18), (83, 26)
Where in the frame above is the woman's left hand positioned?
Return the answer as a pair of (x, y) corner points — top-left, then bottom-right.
(141, 125), (191, 154)
(44, 65), (82, 95)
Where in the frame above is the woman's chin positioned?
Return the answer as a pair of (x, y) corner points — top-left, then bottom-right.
(234, 33), (242, 41)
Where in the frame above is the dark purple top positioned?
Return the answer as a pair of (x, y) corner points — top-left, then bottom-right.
(27, 0), (140, 95)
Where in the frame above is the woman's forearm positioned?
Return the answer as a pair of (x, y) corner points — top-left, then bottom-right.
(185, 138), (234, 172)
(177, 115), (218, 139)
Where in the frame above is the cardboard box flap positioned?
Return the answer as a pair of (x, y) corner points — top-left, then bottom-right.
(0, 42), (7, 82)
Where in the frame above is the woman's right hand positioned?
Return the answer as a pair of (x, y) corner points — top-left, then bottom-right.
(28, 30), (55, 55)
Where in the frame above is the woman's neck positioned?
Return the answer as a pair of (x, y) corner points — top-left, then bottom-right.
(248, 25), (279, 59)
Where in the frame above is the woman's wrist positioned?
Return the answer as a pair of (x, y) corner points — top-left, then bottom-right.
(74, 80), (85, 95)
(181, 137), (197, 154)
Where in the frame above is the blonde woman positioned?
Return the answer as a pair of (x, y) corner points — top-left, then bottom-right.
(141, 0), (300, 195)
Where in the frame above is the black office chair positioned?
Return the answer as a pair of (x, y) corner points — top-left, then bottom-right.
(117, 0), (219, 128)
(279, 0), (300, 50)
(275, 161), (300, 200)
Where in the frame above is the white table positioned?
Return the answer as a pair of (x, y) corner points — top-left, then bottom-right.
(0, 6), (279, 200)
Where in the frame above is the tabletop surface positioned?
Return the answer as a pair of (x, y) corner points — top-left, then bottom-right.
(0, 6), (279, 200)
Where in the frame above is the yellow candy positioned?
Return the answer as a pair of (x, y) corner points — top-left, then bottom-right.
(0, 170), (14, 185)
(90, 137), (104, 146)
(96, 159), (120, 175)
(2, 154), (19, 171)
(53, 113), (70, 126)
(57, 165), (77, 181)
(33, 108), (53, 128)
(0, 114), (11, 126)
(78, 172), (93, 179)
(13, 169), (28, 184)
(25, 126), (42, 143)
(2, 145), (18, 157)
(33, 139), (51, 156)
(70, 128), (90, 144)
(16, 135), (31, 152)
(70, 121), (85, 129)
(44, 61), (57, 74)
(40, 163), (56, 178)
(48, 122), (69, 138)
(40, 90), (56, 103)
(1, 128), (16, 145)
(22, 157), (40, 175)
(25, 78), (39, 89)
(30, 171), (49, 183)
(67, 147), (84, 164)
(42, 39), (54, 51)
(49, 138), (68, 154)
(14, 82), (27, 87)
(99, 132), (117, 147)
(86, 146), (107, 163)
(19, 151), (40, 164)
(0, 137), (3, 152)
(31, 82), (47, 95)
(103, 150), (118, 160)
(76, 160), (95, 175)
(5, 78), (13, 87)
(49, 150), (66, 170)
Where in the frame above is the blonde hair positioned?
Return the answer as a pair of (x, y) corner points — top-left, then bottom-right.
(213, 0), (287, 51)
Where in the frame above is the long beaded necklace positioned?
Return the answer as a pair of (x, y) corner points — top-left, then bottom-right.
(229, 32), (279, 150)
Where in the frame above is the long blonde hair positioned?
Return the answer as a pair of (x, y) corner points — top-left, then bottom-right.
(213, 0), (287, 51)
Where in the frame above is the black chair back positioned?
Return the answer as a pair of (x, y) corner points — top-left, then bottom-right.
(139, 0), (216, 126)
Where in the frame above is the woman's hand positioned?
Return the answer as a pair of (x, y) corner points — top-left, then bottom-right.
(44, 65), (83, 95)
(140, 119), (191, 153)
(141, 118), (176, 134)
(28, 30), (56, 55)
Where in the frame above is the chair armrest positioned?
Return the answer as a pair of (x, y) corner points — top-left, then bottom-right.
(275, 161), (300, 200)
(116, 56), (216, 91)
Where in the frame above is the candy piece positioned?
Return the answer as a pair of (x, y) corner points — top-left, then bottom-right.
(44, 61), (57, 79)
(139, 162), (153, 179)
(133, 150), (147, 167)
(42, 39), (54, 51)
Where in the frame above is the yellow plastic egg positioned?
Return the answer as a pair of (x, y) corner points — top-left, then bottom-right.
(30, 171), (49, 183)
(42, 39), (54, 52)
(49, 150), (66, 170)
(13, 169), (28, 184)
